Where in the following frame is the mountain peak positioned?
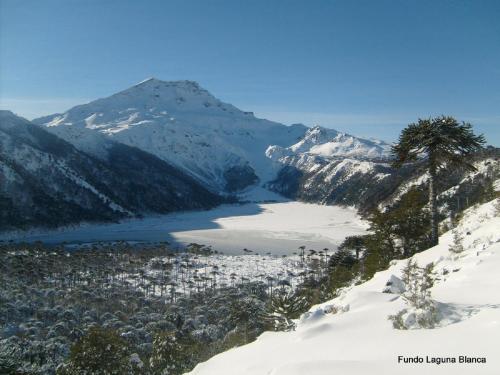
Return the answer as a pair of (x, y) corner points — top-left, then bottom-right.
(34, 78), (250, 136)
(0, 109), (23, 121)
(132, 77), (201, 90)
(134, 77), (159, 85)
(111, 78), (213, 105)
(0, 110), (31, 131)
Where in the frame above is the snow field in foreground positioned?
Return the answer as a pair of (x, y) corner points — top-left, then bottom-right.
(189, 199), (500, 375)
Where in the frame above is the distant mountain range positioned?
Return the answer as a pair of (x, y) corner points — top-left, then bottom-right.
(1, 78), (496, 231)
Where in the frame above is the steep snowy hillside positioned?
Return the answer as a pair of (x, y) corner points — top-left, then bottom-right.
(189, 199), (500, 375)
(0, 111), (222, 230)
(264, 126), (401, 208)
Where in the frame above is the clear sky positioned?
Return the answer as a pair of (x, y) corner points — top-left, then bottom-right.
(1, 0), (499, 145)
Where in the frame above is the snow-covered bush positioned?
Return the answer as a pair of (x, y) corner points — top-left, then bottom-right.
(389, 260), (439, 329)
(448, 229), (465, 254)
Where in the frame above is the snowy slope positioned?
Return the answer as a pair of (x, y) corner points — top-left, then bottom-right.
(189, 199), (500, 375)
(34, 79), (391, 192)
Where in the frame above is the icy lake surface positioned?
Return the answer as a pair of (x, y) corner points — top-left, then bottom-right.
(4, 202), (367, 255)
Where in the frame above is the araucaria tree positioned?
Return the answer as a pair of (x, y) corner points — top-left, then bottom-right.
(391, 116), (485, 246)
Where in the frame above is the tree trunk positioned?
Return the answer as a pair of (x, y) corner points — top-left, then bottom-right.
(428, 165), (438, 246)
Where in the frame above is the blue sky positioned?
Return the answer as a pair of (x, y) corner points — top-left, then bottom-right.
(1, 0), (499, 144)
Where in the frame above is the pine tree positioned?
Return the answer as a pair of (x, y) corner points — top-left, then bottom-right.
(149, 332), (182, 375)
(326, 247), (359, 295)
(392, 116), (485, 246)
(402, 260), (436, 311)
(149, 331), (201, 375)
(0, 347), (20, 375)
(389, 261), (438, 329)
(359, 190), (429, 281)
(338, 236), (365, 259)
(480, 178), (496, 203)
(267, 289), (309, 331)
(57, 326), (140, 375)
(228, 296), (267, 342)
(448, 229), (465, 254)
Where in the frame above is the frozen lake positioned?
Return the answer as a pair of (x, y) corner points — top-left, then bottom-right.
(3, 201), (367, 255)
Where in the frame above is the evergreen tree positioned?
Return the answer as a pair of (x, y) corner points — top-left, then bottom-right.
(0, 347), (21, 375)
(448, 229), (465, 254)
(401, 260), (435, 310)
(326, 248), (358, 295)
(391, 116), (485, 246)
(57, 326), (141, 375)
(391, 189), (431, 256)
(338, 236), (365, 259)
(360, 189), (430, 279)
(328, 248), (357, 269)
(480, 178), (496, 203)
(266, 289), (309, 331)
(149, 332), (195, 375)
(228, 296), (267, 342)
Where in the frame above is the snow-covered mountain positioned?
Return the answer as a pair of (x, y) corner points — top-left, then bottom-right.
(0, 110), (222, 231)
(4, 79), (498, 230)
(189, 198), (500, 375)
(272, 125), (391, 159)
(34, 78), (390, 192)
(34, 78), (306, 191)
(263, 125), (400, 207)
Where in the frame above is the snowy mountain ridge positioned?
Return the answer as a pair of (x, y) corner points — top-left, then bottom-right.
(267, 137), (498, 213)
(189, 198), (500, 375)
(0, 110), (222, 230)
(288, 125), (391, 159)
(34, 78), (391, 192)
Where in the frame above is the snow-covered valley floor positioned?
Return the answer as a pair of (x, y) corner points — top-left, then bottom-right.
(1, 201), (367, 255)
(188, 199), (500, 375)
